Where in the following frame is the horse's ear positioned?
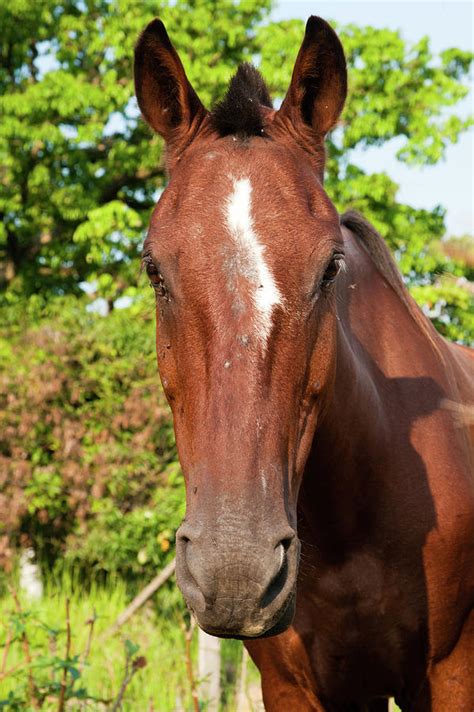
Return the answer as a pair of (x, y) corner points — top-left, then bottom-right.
(134, 19), (206, 145)
(277, 16), (347, 140)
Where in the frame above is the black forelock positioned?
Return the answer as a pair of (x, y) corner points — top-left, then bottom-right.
(210, 63), (273, 138)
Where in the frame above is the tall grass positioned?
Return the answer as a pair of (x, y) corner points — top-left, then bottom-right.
(0, 570), (259, 711)
(0, 570), (401, 710)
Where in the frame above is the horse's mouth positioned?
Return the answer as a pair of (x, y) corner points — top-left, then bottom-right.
(195, 588), (296, 640)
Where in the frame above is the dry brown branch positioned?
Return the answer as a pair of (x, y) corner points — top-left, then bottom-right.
(110, 651), (147, 711)
(0, 661), (29, 682)
(82, 611), (96, 665)
(78, 612), (97, 711)
(181, 617), (199, 712)
(57, 598), (71, 712)
(10, 587), (39, 709)
(1, 626), (12, 676)
(104, 558), (176, 638)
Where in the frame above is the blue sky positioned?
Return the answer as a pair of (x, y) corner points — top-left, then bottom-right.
(274, 1), (473, 236)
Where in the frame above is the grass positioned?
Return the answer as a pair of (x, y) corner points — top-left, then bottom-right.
(0, 571), (259, 711)
(0, 570), (401, 711)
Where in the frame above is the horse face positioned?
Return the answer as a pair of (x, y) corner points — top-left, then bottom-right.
(136, 17), (347, 637)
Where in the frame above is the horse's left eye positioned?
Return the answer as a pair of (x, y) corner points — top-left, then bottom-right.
(322, 253), (344, 288)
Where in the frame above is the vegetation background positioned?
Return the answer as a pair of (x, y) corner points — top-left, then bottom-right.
(0, 0), (472, 708)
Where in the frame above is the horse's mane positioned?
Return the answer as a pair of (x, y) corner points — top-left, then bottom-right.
(210, 63), (272, 137)
(340, 210), (441, 350)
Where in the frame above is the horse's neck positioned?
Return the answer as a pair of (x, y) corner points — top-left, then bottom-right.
(299, 235), (449, 556)
(299, 323), (392, 553)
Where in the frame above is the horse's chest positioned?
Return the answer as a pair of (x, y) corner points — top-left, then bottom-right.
(297, 551), (427, 700)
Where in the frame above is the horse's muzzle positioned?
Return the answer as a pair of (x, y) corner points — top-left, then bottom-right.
(175, 523), (299, 638)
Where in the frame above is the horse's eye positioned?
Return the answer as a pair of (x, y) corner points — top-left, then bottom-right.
(322, 253), (345, 288)
(144, 259), (169, 300)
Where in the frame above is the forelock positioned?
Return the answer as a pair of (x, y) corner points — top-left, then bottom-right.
(210, 63), (273, 138)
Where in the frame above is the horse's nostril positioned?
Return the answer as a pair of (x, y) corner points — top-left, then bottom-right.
(272, 528), (296, 549)
(280, 536), (294, 552)
(268, 531), (296, 574)
(273, 531), (296, 562)
(277, 542), (285, 569)
(260, 543), (291, 609)
(176, 522), (198, 545)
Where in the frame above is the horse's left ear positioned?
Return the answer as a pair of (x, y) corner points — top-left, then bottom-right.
(277, 16), (347, 140)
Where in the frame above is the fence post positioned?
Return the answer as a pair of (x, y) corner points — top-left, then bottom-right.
(19, 547), (43, 601)
(198, 627), (221, 712)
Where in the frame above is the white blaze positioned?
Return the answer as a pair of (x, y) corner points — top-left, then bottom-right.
(224, 177), (282, 346)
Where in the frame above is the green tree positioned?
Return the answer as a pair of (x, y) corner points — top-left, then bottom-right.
(0, 294), (183, 578)
(0, 0), (272, 303)
(258, 19), (473, 341)
(0, 0), (472, 329)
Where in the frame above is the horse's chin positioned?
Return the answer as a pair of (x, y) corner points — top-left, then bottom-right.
(196, 590), (296, 641)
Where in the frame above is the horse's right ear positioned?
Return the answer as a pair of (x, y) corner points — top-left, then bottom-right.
(134, 19), (206, 146)
(277, 17), (347, 143)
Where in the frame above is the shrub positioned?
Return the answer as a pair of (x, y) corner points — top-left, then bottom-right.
(0, 576), (194, 711)
(0, 293), (182, 583)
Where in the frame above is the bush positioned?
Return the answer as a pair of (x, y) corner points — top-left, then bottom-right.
(0, 293), (182, 582)
(0, 574), (256, 711)
(0, 575), (196, 711)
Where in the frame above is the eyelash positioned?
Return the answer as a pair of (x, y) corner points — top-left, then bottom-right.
(142, 255), (169, 300)
(321, 253), (345, 289)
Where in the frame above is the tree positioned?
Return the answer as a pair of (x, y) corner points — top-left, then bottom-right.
(258, 19), (473, 341)
(0, 0), (272, 303)
(0, 0), (472, 336)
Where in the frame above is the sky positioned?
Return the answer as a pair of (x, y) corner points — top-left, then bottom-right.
(274, 1), (473, 236)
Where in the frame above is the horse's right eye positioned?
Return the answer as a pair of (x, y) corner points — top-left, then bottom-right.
(143, 258), (170, 300)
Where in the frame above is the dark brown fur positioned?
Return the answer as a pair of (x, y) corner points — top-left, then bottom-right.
(211, 63), (273, 137)
(134, 16), (474, 711)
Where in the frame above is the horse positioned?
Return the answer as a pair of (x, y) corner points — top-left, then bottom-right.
(134, 16), (474, 711)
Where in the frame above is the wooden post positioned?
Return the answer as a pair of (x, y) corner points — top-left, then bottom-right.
(198, 628), (221, 712)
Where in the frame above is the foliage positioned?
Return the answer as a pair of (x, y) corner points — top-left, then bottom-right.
(258, 18), (473, 342)
(0, 292), (183, 580)
(0, 0), (472, 338)
(410, 274), (474, 343)
(0, 588), (147, 710)
(0, 576), (254, 711)
(0, 0), (272, 301)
